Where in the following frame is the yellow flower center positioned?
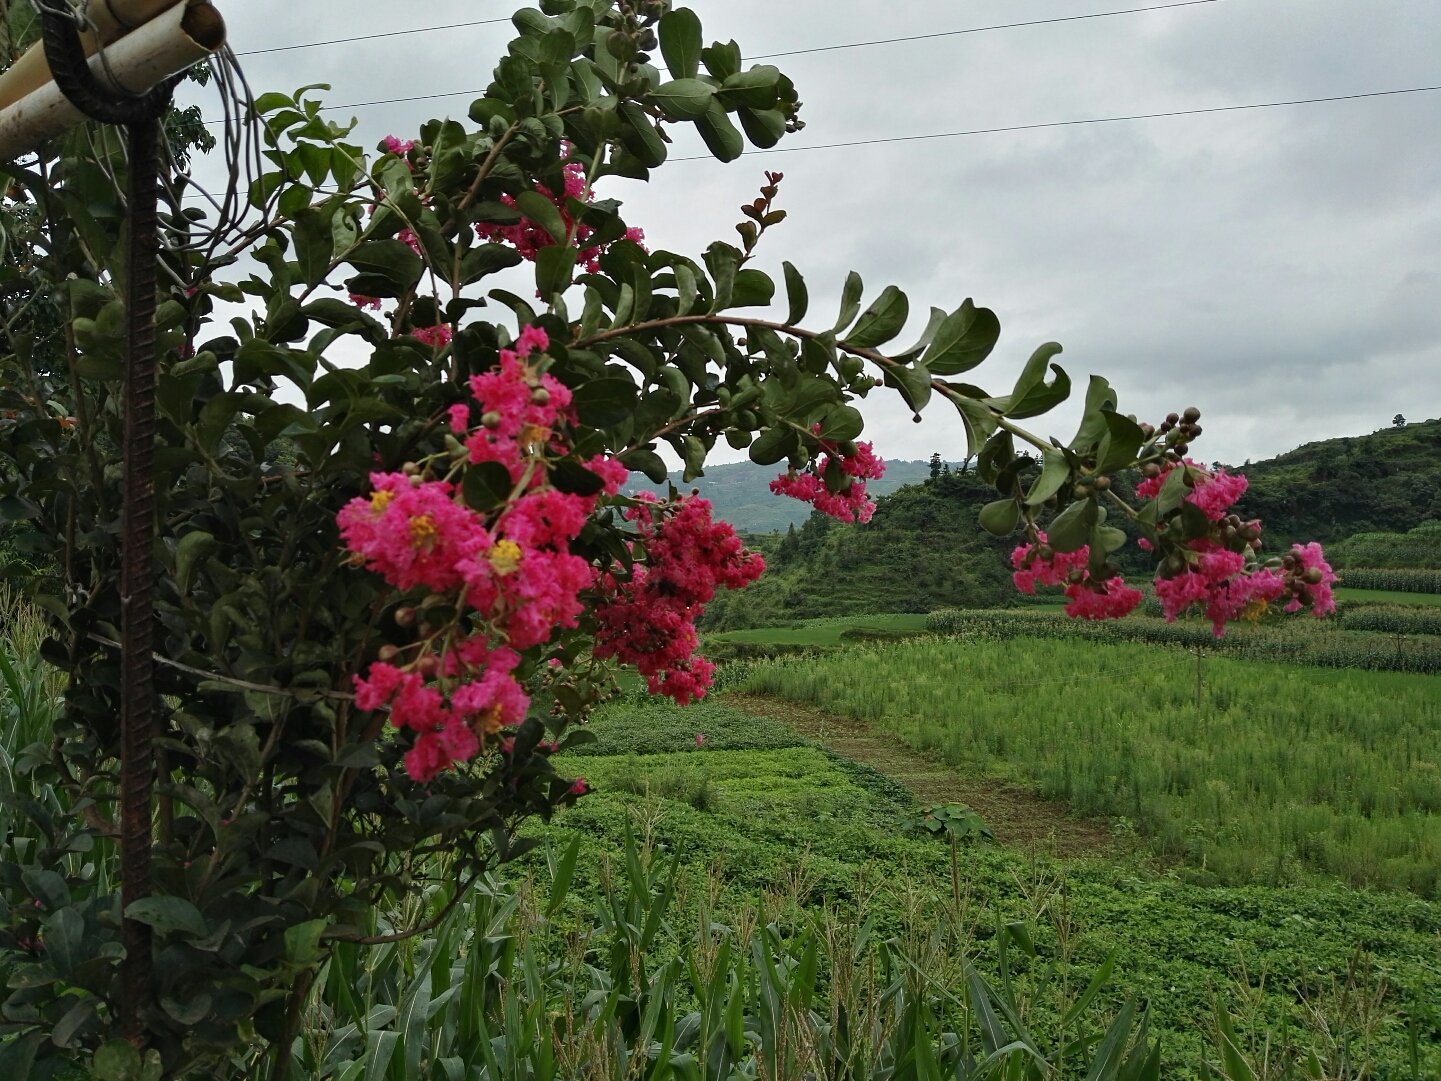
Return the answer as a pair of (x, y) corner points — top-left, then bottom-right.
(488, 540), (524, 576)
(408, 515), (438, 545)
(1241, 597), (1269, 623)
(370, 489), (396, 512)
(472, 704), (505, 737)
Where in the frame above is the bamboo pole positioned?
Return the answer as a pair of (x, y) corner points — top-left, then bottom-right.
(0, 0), (192, 111)
(0, 2), (224, 160)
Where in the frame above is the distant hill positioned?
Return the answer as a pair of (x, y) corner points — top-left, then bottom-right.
(1232, 418), (1441, 548)
(630, 458), (945, 533)
(701, 472), (1017, 630)
(685, 420), (1441, 629)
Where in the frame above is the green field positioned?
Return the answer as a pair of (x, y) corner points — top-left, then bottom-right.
(707, 612), (932, 646)
(741, 634), (1441, 895)
(1338, 586), (1441, 606)
(552, 693), (1441, 1079)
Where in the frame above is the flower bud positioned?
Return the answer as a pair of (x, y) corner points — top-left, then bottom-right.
(482, 411), (502, 429)
(1166, 412), (1180, 427)
(1182, 406), (1201, 423)
(394, 606), (417, 627)
(377, 644), (400, 663)
(1142, 462), (1162, 478)
(531, 387), (551, 406)
(1094, 476), (1112, 491)
(402, 461), (421, 476)
(1303, 567), (1324, 585)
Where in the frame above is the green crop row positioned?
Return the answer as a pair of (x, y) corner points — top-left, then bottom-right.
(924, 608), (1441, 673)
(1337, 567), (1441, 594)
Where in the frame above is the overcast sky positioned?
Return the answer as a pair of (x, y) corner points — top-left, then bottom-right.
(179, 0), (1441, 468)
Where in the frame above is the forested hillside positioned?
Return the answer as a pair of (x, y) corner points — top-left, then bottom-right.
(702, 471), (1016, 629)
(1233, 418), (1441, 546)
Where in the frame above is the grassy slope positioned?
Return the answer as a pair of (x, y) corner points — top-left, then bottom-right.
(555, 695), (1441, 1079)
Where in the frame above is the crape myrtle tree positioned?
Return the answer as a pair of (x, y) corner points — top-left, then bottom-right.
(0, 0), (1336, 1075)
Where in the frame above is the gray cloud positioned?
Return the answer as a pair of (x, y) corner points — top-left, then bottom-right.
(181, 0), (1441, 468)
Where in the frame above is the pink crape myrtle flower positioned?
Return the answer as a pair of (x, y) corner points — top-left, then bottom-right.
(413, 323), (453, 350)
(476, 157), (649, 275)
(1011, 532), (1091, 594)
(1135, 459), (1248, 521)
(771, 440), (886, 524)
(1284, 542), (1338, 617)
(594, 496), (764, 704)
(1063, 577), (1144, 620)
(1153, 538), (1288, 637)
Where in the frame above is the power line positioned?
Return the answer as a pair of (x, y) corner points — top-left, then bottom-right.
(207, 0), (1222, 121)
(750, 0), (1225, 60)
(671, 84), (1441, 161)
(234, 17), (513, 57)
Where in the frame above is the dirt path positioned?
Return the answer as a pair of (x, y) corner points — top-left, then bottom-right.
(725, 693), (1116, 860)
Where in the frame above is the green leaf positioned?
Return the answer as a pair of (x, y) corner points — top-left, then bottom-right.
(292, 208), (332, 288)
(658, 9), (703, 79)
(462, 462), (514, 511)
(41, 908), (85, 979)
(620, 447), (668, 483)
(833, 271), (863, 334)
(345, 239), (423, 297)
(748, 426), (794, 466)
(535, 244), (578, 298)
(1025, 449), (1071, 507)
(174, 531), (215, 596)
(461, 243), (524, 285)
(730, 268), (774, 308)
(738, 106), (786, 148)
(1047, 497), (1097, 553)
(511, 191), (566, 248)
(618, 101), (668, 168)
(694, 97), (744, 163)
(845, 284), (909, 348)
(545, 836), (583, 917)
(651, 78), (716, 121)
(124, 896), (207, 939)
(1069, 375), (1119, 450)
(781, 261), (808, 324)
(882, 360), (932, 415)
(718, 65), (783, 109)
(923, 299), (1001, 376)
(551, 459), (607, 497)
(1097, 410), (1149, 474)
(574, 377), (638, 428)
(285, 919), (326, 965)
(979, 499), (1020, 536)
(92, 1041), (142, 1081)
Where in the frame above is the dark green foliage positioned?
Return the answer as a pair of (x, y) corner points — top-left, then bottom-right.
(1331, 519), (1441, 569)
(545, 697), (1441, 1078)
(1234, 418), (1441, 547)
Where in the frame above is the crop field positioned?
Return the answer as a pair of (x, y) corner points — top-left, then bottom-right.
(553, 695), (1441, 1079)
(742, 634), (1441, 896)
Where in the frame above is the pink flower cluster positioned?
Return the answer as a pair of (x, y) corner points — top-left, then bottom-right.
(340, 327), (632, 781)
(1282, 541), (1338, 617)
(593, 495), (766, 704)
(1011, 532), (1144, 621)
(770, 440), (886, 524)
(475, 159), (647, 274)
(1154, 541), (1287, 636)
(1136, 459), (1249, 521)
(413, 324), (453, 350)
(382, 135), (417, 157)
